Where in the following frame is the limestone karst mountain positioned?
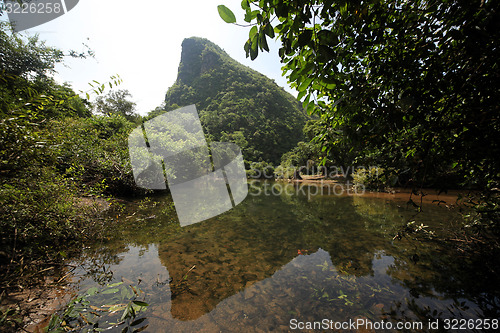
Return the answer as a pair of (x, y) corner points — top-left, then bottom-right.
(162, 37), (307, 165)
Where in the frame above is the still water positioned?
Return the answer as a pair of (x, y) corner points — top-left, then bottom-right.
(66, 181), (499, 332)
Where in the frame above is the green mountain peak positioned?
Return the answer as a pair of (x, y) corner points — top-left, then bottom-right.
(177, 37), (226, 86)
(165, 37), (307, 164)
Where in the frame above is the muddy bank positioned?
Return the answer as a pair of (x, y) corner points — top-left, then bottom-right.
(276, 179), (465, 206)
(0, 196), (113, 332)
(1, 283), (74, 333)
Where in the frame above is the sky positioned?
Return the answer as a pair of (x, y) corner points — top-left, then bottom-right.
(1, 0), (296, 115)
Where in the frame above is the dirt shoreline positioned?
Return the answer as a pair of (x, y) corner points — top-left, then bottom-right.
(0, 187), (467, 331)
(0, 196), (111, 332)
(1, 281), (75, 333)
(276, 178), (467, 205)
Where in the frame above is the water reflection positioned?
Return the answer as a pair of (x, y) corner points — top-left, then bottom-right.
(69, 181), (499, 332)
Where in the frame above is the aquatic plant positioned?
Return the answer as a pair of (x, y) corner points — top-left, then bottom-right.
(46, 281), (149, 332)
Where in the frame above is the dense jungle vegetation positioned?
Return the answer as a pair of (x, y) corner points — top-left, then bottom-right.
(1, 0), (500, 329)
(0, 25), (309, 295)
(0, 21), (142, 291)
(162, 37), (308, 166)
(220, 0), (500, 229)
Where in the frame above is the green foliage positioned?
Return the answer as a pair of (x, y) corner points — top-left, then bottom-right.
(217, 4), (236, 23)
(0, 22), (144, 289)
(143, 102), (181, 122)
(462, 190), (500, 236)
(225, 0), (500, 181)
(0, 109), (145, 324)
(273, 164), (295, 179)
(134, 108), (213, 183)
(1, 167), (80, 246)
(82, 74), (123, 101)
(47, 281), (149, 332)
(220, 130), (248, 150)
(352, 167), (397, 191)
(0, 307), (22, 332)
(0, 21), (63, 79)
(281, 142), (319, 170)
(160, 37), (307, 165)
(0, 22), (89, 119)
(93, 89), (140, 123)
(45, 115), (140, 196)
(247, 161), (274, 179)
(274, 119), (326, 179)
(225, 0), (500, 228)
(0, 112), (143, 275)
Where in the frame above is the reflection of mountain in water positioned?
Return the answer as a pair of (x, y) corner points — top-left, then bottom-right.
(157, 215), (306, 320)
(72, 183), (500, 330)
(152, 249), (368, 331)
(156, 184), (404, 320)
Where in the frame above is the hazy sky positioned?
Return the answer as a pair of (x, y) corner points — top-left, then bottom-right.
(1, 0), (296, 115)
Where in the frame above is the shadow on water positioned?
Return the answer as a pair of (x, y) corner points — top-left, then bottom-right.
(65, 181), (500, 332)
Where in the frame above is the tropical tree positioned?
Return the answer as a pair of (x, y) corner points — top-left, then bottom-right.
(219, 0), (500, 231)
(219, 0), (499, 186)
(1, 21), (136, 287)
(93, 89), (139, 122)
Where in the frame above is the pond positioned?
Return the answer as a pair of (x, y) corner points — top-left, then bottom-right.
(63, 181), (500, 332)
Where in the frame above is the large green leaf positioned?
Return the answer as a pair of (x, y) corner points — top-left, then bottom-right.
(249, 25), (258, 39)
(250, 34), (259, 60)
(217, 5), (236, 23)
(264, 23), (275, 38)
(102, 288), (119, 294)
(240, 0), (250, 10)
(259, 31), (269, 52)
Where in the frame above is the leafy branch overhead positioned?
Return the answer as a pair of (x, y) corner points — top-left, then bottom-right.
(218, 1), (500, 194)
(217, 3), (275, 60)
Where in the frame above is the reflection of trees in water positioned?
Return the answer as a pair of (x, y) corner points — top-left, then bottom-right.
(117, 196), (181, 245)
(74, 183), (499, 324)
(156, 194), (308, 320)
(73, 244), (129, 285)
(275, 183), (397, 277)
(351, 195), (408, 233)
(352, 195), (500, 320)
(71, 197), (180, 285)
(386, 238), (500, 321)
(155, 183), (415, 320)
(387, 295), (500, 329)
(274, 184), (500, 321)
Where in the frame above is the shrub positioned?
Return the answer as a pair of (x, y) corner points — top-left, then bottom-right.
(45, 115), (142, 196)
(246, 161), (275, 179)
(274, 165), (297, 180)
(1, 167), (82, 261)
(352, 167), (396, 191)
